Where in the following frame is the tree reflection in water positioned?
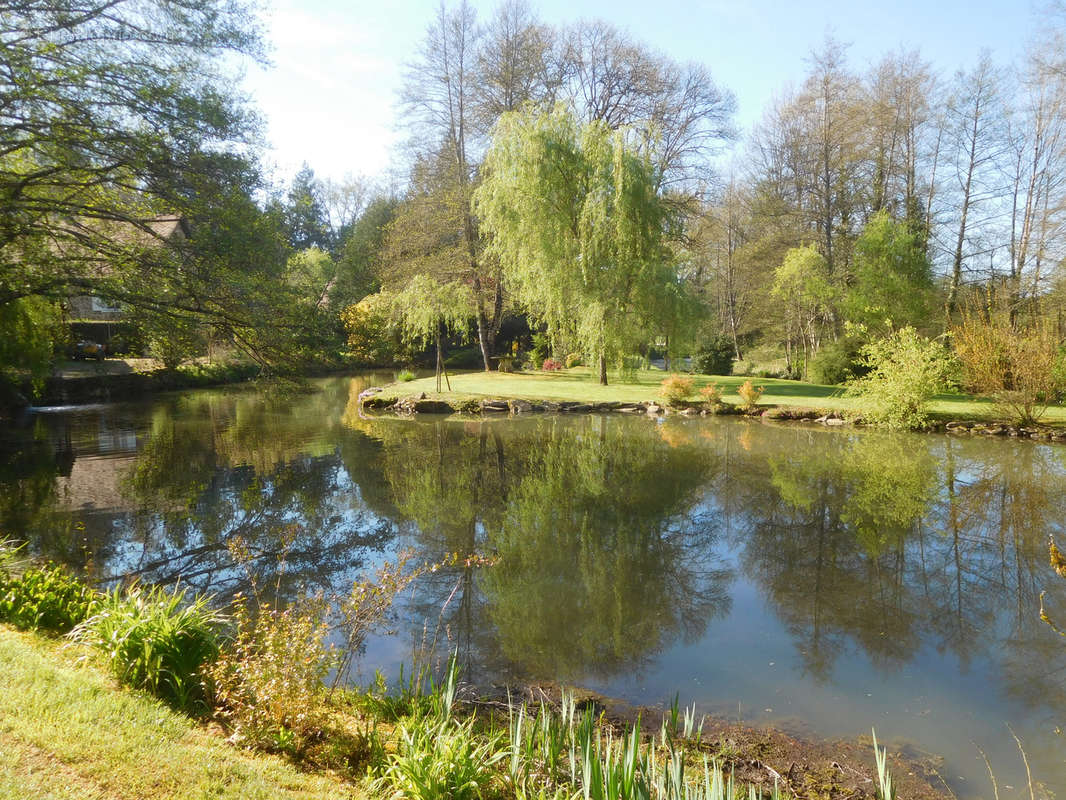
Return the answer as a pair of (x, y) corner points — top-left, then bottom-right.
(3, 380), (1066, 790)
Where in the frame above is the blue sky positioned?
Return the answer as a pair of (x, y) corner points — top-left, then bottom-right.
(241, 0), (1042, 185)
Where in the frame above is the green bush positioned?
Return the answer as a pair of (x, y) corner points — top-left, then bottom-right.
(565, 352), (583, 368)
(847, 327), (955, 430)
(70, 583), (224, 712)
(529, 332), (551, 366)
(808, 336), (868, 385)
(396, 369), (416, 382)
(694, 335), (734, 376)
(0, 563), (98, 633)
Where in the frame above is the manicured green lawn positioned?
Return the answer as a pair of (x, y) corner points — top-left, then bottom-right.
(0, 626), (363, 800)
(379, 367), (1066, 425)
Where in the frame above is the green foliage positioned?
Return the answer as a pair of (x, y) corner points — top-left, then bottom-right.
(530, 332), (552, 366)
(847, 327), (955, 430)
(772, 245), (837, 361)
(396, 369), (416, 383)
(565, 352), (584, 368)
(808, 335), (868, 385)
(384, 276), (473, 349)
(871, 730), (896, 800)
(284, 247), (337, 309)
(335, 195), (397, 304)
(280, 164), (332, 251)
(0, 563), (98, 634)
(133, 312), (208, 370)
(694, 335), (735, 376)
(341, 294), (399, 365)
(845, 211), (933, 333)
(70, 584), (224, 713)
(375, 712), (505, 800)
(659, 375), (695, 406)
(0, 297), (63, 395)
(0, 1), (268, 338)
(475, 105), (679, 384)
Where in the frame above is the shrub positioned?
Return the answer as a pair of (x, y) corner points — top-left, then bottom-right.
(952, 314), (1063, 425)
(530, 332), (551, 365)
(699, 384), (721, 406)
(659, 375), (694, 406)
(847, 326), (954, 430)
(341, 296), (398, 365)
(565, 352), (583, 368)
(808, 336), (867, 385)
(396, 369), (416, 382)
(209, 591), (335, 753)
(694, 335), (734, 376)
(0, 563), (98, 634)
(70, 583), (224, 712)
(541, 358), (563, 371)
(737, 380), (764, 410)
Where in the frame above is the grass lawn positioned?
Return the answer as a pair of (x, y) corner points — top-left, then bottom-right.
(0, 626), (363, 800)
(378, 367), (1066, 425)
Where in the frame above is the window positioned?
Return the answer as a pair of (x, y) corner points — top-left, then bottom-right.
(90, 297), (122, 313)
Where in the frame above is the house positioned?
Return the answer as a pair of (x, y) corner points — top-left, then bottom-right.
(65, 215), (190, 351)
(67, 215), (190, 323)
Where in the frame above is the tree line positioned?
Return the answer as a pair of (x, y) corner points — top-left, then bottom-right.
(4, 0), (1066, 412)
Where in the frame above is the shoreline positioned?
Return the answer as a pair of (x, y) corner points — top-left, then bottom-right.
(361, 388), (1066, 443)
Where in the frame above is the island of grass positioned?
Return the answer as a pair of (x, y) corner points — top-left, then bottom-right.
(366, 367), (1066, 428)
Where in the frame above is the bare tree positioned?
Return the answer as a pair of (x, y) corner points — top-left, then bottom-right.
(556, 19), (735, 192)
(943, 52), (1008, 318)
(399, 1), (502, 370)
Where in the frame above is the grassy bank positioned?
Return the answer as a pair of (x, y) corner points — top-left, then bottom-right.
(0, 626), (362, 800)
(0, 554), (951, 800)
(375, 368), (1066, 425)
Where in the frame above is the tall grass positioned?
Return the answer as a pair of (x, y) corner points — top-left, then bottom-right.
(70, 583), (224, 712)
(372, 661), (794, 800)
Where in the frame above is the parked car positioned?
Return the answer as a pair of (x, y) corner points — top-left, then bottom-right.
(73, 340), (106, 361)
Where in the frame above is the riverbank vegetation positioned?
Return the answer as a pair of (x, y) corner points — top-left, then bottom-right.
(5, 2), (1066, 432)
(0, 542), (934, 799)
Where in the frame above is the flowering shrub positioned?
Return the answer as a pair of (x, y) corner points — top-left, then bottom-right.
(659, 375), (694, 406)
(699, 384), (721, 406)
(737, 380), (764, 410)
(541, 358), (563, 371)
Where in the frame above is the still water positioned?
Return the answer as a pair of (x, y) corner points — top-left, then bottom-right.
(2, 375), (1064, 798)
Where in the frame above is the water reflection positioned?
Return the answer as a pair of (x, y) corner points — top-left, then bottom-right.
(2, 378), (1065, 796)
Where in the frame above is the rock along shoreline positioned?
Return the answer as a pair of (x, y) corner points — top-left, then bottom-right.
(358, 387), (1066, 443)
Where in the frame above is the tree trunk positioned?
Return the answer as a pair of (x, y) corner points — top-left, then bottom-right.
(435, 328), (443, 393)
(598, 353), (608, 385)
(475, 310), (492, 372)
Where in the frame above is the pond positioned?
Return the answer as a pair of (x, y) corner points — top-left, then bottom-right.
(2, 375), (1064, 798)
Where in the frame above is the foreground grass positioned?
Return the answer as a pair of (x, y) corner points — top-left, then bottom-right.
(0, 626), (362, 800)
(379, 367), (1066, 425)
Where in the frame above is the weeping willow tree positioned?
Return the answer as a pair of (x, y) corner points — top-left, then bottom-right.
(475, 106), (680, 385)
(382, 275), (472, 392)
